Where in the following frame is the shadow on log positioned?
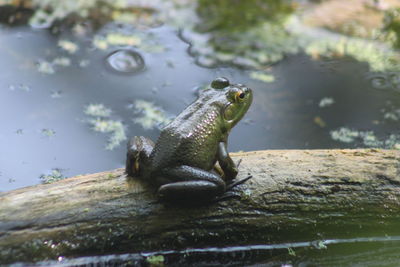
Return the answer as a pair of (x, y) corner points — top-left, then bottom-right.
(0, 149), (399, 264)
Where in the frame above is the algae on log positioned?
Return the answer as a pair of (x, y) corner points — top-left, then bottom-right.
(0, 149), (399, 264)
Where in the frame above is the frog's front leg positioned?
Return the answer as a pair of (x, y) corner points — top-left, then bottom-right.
(217, 141), (238, 180)
(156, 165), (226, 202)
(126, 136), (154, 177)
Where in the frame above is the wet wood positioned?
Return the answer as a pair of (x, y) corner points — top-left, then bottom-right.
(0, 149), (399, 264)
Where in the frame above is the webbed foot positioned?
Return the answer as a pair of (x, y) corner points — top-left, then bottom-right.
(226, 175), (252, 191)
(212, 175), (252, 203)
(213, 191), (242, 203)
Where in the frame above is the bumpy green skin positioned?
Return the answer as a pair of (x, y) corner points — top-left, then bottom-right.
(126, 78), (253, 202)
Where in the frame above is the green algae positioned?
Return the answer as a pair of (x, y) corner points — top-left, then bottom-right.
(186, 17), (300, 69)
(146, 255), (165, 266)
(304, 37), (400, 72)
(93, 32), (142, 50)
(9, 0), (400, 73)
(26, 0), (163, 31)
(40, 168), (66, 184)
(330, 127), (400, 150)
(37, 57), (72, 75)
(84, 104), (127, 150)
(84, 104), (112, 118)
(183, 1), (400, 72)
(382, 7), (400, 49)
(319, 97), (335, 108)
(29, 0), (100, 28)
(58, 40), (79, 54)
(250, 71), (275, 83)
(92, 25), (165, 54)
(195, 0), (295, 33)
(132, 100), (173, 130)
(41, 128), (56, 137)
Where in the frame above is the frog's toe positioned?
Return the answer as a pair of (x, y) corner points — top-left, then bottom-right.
(235, 158), (242, 168)
(214, 191), (241, 203)
(226, 175), (252, 191)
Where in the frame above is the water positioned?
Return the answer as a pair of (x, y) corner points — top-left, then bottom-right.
(0, 24), (219, 191)
(1, 24), (398, 191)
(1, 1), (400, 265)
(17, 236), (400, 266)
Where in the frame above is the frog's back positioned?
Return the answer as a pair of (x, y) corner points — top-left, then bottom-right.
(150, 98), (226, 172)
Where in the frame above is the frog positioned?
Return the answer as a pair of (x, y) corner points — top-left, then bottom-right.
(126, 77), (253, 203)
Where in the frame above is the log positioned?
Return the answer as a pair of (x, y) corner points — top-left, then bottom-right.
(0, 149), (399, 264)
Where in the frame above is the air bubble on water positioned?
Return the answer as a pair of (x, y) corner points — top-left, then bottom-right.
(106, 49), (145, 73)
(370, 76), (389, 90)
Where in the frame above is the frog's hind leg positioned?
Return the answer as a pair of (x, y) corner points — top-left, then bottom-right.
(126, 136), (154, 177)
(156, 165), (226, 203)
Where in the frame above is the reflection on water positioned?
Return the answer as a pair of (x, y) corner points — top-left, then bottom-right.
(26, 236), (400, 267)
(368, 71), (400, 92)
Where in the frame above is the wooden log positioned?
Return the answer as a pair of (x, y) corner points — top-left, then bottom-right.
(0, 149), (399, 264)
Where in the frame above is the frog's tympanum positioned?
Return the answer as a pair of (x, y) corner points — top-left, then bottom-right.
(126, 77), (253, 203)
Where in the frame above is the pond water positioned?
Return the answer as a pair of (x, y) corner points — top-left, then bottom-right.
(1, 0), (400, 265)
(18, 235), (400, 266)
(1, 16), (399, 192)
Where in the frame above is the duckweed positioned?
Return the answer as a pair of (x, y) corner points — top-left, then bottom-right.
(58, 40), (79, 54)
(84, 104), (112, 117)
(319, 97), (335, 108)
(250, 71), (275, 83)
(330, 127), (400, 149)
(40, 168), (66, 184)
(132, 100), (173, 130)
(85, 104), (127, 150)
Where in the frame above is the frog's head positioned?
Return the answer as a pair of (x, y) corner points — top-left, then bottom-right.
(210, 77), (253, 129)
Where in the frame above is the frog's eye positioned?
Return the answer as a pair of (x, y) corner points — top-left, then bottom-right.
(211, 77), (230, 89)
(234, 90), (245, 102)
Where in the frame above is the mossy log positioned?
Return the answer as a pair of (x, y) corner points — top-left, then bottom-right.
(1, 149), (399, 264)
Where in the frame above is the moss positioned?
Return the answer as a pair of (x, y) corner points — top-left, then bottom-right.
(146, 255), (165, 267)
(287, 247), (296, 256)
(107, 173), (116, 179)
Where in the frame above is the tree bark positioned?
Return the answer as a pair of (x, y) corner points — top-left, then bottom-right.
(0, 149), (399, 264)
